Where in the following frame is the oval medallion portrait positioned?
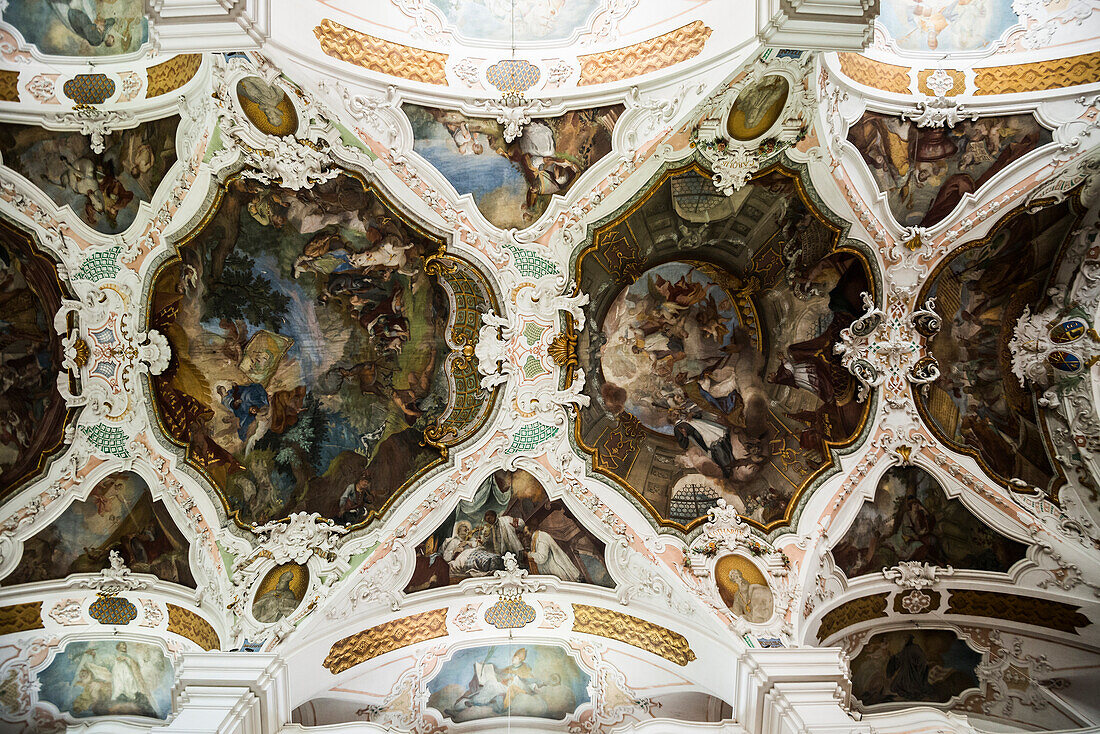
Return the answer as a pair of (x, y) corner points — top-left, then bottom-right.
(252, 563), (308, 623)
(726, 75), (789, 142)
(715, 554), (774, 624)
(236, 77), (298, 137)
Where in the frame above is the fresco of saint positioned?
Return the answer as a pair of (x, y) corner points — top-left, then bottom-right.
(877, 0), (1019, 52)
(405, 469), (612, 591)
(428, 645), (590, 723)
(850, 630), (982, 707)
(149, 174), (487, 527)
(38, 640), (174, 719)
(848, 112), (1049, 228)
(3, 0), (149, 56)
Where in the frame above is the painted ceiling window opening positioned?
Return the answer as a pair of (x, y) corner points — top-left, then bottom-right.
(0, 0), (1096, 731)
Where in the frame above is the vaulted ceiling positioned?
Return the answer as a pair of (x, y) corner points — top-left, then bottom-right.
(0, 1), (1097, 733)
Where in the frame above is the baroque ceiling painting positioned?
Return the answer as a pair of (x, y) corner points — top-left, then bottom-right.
(0, 220), (67, 497)
(575, 165), (872, 529)
(406, 468), (612, 592)
(405, 104), (622, 229)
(149, 173), (494, 527)
(1, 0), (148, 56)
(2, 471), (195, 587)
(847, 112), (1050, 227)
(917, 199), (1082, 492)
(831, 465), (1028, 578)
(0, 117), (180, 235)
(0, 2), (1096, 732)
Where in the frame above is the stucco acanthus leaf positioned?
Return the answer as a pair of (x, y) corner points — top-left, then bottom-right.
(903, 95), (977, 128)
(882, 561), (954, 588)
(472, 97), (550, 143)
(623, 82), (705, 153)
(1026, 151), (1100, 209)
(468, 552), (550, 597)
(514, 276), (589, 330)
(324, 83), (401, 155)
(74, 549), (149, 595)
(613, 540), (695, 616)
(336, 550), (404, 617)
(47, 108), (137, 154)
(250, 512), (348, 565)
(48, 599), (85, 626)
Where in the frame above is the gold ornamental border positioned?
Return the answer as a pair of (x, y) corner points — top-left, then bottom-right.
(577, 21), (712, 87)
(323, 608), (448, 675)
(0, 602), (44, 635)
(571, 161), (874, 534)
(571, 604), (696, 666)
(146, 54), (202, 98)
(167, 604), (220, 650)
(313, 19), (448, 85)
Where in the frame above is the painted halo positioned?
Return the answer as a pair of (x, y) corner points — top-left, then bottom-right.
(236, 77), (299, 136)
(726, 75), (789, 141)
(252, 563), (309, 623)
(714, 554), (774, 624)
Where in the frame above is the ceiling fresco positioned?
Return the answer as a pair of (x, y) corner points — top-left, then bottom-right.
(148, 173), (496, 527)
(831, 465), (1028, 578)
(574, 164), (873, 529)
(405, 103), (622, 230)
(847, 112), (1050, 228)
(1, 0), (148, 56)
(0, 218), (67, 498)
(0, 117), (180, 235)
(406, 468), (613, 592)
(2, 471), (195, 588)
(917, 198), (1083, 495)
(0, 6), (1096, 731)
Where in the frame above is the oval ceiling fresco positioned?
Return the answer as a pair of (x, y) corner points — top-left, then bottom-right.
(148, 172), (497, 527)
(574, 165), (874, 530)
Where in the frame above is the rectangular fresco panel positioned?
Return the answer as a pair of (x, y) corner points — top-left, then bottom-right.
(851, 630), (981, 707)
(0, 118), (179, 235)
(3, 0), (148, 56)
(406, 469), (612, 591)
(38, 640), (174, 719)
(428, 645), (590, 723)
(427, 0), (601, 42)
(405, 104), (621, 230)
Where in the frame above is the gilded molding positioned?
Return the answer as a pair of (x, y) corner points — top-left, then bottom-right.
(577, 21), (712, 86)
(837, 53), (911, 94)
(0, 603), (44, 635)
(946, 590), (1091, 633)
(146, 54), (202, 98)
(571, 604), (696, 666)
(0, 70), (19, 102)
(816, 593), (889, 641)
(166, 604), (220, 651)
(313, 19), (448, 85)
(323, 609), (449, 675)
(975, 52), (1100, 95)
